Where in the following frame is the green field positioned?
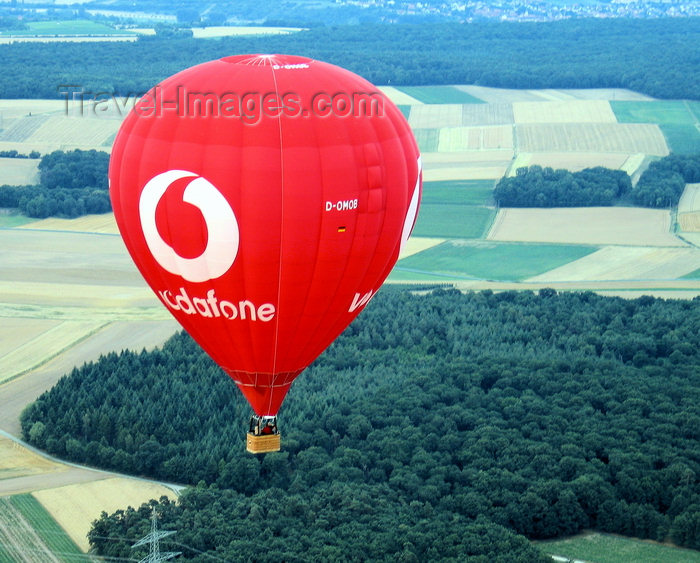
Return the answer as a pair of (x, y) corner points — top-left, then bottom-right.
(422, 180), (495, 206)
(413, 128), (440, 152)
(681, 267), (700, 280)
(0, 213), (34, 228)
(396, 86), (485, 104)
(659, 124), (700, 155)
(611, 100), (698, 125)
(4, 20), (129, 36)
(412, 204), (495, 238)
(8, 494), (84, 562)
(539, 532), (700, 563)
(687, 101), (700, 122)
(395, 241), (597, 281)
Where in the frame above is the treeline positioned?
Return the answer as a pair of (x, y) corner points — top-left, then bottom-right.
(494, 153), (700, 208)
(21, 289), (700, 559)
(0, 18), (697, 99)
(634, 153), (700, 208)
(494, 166), (631, 207)
(0, 149), (110, 218)
(0, 150), (40, 159)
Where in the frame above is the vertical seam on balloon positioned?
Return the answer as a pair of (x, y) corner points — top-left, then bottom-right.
(268, 61), (285, 416)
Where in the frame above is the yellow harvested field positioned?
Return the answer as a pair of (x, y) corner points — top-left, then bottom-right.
(488, 207), (685, 246)
(0, 318), (61, 357)
(528, 246), (700, 282)
(678, 184), (700, 214)
(378, 87), (424, 105)
(399, 237), (445, 259)
(408, 104), (464, 128)
(678, 184), (700, 232)
(438, 125), (513, 152)
(21, 213), (119, 234)
(27, 115), (119, 147)
(513, 100), (617, 123)
(0, 281), (163, 311)
(508, 152), (629, 175)
(191, 26), (301, 38)
(423, 165), (508, 181)
(621, 153), (646, 176)
(0, 99), (65, 119)
(679, 213), (700, 232)
(0, 320), (106, 383)
(0, 157), (39, 185)
(516, 123), (669, 156)
(0, 436), (65, 481)
(34, 478), (178, 552)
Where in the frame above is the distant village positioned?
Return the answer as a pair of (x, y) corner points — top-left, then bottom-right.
(340, 0), (699, 21)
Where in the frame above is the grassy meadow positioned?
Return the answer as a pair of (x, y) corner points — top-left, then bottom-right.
(540, 532), (700, 563)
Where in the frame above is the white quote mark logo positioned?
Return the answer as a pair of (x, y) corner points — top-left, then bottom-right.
(400, 156), (422, 253)
(139, 170), (239, 283)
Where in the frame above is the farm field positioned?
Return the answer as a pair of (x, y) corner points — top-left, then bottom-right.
(0, 157), (38, 185)
(528, 246), (700, 282)
(678, 183), (700, 232)
(516, 123), (669, 155)
(487, 207), (685, 247)
(18, 212), (120, 234)
(0, 435), (64, 481)
(0, 319), (106, 384)
(513, 99), (617, 123)
(0, 20), (130, 36)
(394, 241), (596, 282)
(395, 85), (485, 104)
(0, 495), (65, 563)
(412, 204), (495, 238)
(539, 532), (700, 563)
(422, 180), (495, 206)
(34, 478), (178, 552)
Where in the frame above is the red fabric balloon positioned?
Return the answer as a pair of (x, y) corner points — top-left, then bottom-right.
(109, 54), (421, 416)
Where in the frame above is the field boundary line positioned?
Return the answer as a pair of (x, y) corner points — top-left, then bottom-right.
(0, 322), (110, 386)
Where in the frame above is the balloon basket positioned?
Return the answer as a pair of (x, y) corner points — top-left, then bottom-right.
(246, 433), (281, 454)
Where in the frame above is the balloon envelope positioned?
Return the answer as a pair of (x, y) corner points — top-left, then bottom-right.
(109, 54), (421, 416)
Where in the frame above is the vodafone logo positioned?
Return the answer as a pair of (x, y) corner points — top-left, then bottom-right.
(139, 170), (239, 283)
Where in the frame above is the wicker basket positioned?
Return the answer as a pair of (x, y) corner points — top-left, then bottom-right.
(246, 432), (281, 454)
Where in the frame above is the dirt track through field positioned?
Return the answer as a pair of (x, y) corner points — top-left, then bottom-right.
(0, 497), (60, 563)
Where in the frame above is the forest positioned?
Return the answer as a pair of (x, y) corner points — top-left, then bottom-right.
(0, 18), (698, 100)
(494, 153), (700, 208)
(634, 153), (700, 208)
(20, 288), (700, 560)
(0, 149), (110, 217)
(493, 166), (632, 207)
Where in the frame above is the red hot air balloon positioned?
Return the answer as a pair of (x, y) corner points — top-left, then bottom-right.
(109, 54), (421, 450)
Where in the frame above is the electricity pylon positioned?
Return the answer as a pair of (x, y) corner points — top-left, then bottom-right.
(131, 507), (181, 562)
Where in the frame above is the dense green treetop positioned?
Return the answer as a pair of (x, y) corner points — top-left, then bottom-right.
(21, 289), (700, 558)
(0, 18), (698, 99)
